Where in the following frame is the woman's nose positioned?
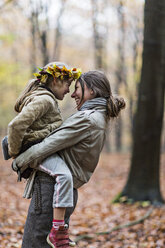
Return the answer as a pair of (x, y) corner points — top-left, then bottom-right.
(71, 91), (75, 98)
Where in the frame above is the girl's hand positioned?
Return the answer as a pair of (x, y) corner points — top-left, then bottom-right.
(12, 155), (17, 159)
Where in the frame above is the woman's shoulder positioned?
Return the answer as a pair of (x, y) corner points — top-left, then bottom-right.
(73, 109), (106, 129)
(63, 109), (101, 127)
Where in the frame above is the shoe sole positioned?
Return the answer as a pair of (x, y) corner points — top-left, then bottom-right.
(47, 235), (75, 247)
(47, 235), (55, 248)
(47, 234), (75, 247)
(69, 241), (76, 247)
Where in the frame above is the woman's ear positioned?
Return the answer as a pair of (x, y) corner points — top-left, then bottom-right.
(90, 89), (95, 95)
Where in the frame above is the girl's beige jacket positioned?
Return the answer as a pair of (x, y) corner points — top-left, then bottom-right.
(8, 87), (62, 157)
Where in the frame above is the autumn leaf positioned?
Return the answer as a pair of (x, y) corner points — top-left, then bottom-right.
(0, 153), (165, 248)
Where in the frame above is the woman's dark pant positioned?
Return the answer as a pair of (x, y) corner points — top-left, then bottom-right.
(22, 173), (78, 248)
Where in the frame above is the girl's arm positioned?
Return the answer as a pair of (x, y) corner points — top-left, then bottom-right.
(25, 118), (62, 142)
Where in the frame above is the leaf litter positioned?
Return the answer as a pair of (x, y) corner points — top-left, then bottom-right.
(0, 153), (164, 248)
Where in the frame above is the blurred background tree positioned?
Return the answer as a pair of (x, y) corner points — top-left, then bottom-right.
(0, 0), (165, 204)
(121, 0), (165, 203)
(0, 0), (164, 157)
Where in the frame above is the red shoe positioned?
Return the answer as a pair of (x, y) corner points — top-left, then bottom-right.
(47, 224), (70, 248)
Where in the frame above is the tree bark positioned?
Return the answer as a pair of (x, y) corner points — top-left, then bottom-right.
(115, 0), (126, 151)
(28, 0), (49, 68)
(29, 10), (37, 73)
(91, 0), (110, 152)
(91, 0), (108, 70)
(52, 0), (67, 61)
(122, 0), (165, 203)
(39, 2), (49, 65)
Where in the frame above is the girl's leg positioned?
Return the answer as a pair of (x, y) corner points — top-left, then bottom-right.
(49, 173), (73, 247)
(65, 188), (78, 247)
(40, 155), (74, 247)
(50, 189), (78, 247)
(65, 188), (78, 226)
(54, 207), (66, 220)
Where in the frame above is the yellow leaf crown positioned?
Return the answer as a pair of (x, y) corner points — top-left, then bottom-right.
(33, 64), (82, 83)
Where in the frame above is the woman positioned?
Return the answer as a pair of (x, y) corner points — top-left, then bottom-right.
(13, 70), (126, 248)
(3, 61), (81, 247)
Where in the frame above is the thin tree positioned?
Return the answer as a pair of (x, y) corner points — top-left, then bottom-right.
(115, 0), (127, 151)
(129, 15), (141, 133)
(29, 0), (38, 73)
(37, 0), (49, 65)
(128, 12), (143, 135)
(91, 0), (108, 70)
(91, 0), (110, 152)
(29, 0), (50, 67)
(121, 0), (165, 203)
(52, 0), (67, 61)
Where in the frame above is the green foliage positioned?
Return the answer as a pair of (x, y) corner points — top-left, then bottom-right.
(111, 193), (152, 207)
(0, 61), (30, 131)
(0, 33), (15, 44)
(111, 192), (122, 203)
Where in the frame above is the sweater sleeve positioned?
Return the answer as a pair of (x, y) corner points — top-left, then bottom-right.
(8, 95), (53, 157)
(13, 111), (92, 169)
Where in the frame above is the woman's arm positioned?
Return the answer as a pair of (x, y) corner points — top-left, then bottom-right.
(13, 111), (91, 170)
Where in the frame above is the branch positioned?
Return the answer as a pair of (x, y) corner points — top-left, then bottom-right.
(75, 207), (153, 242)
(0, 0), (14, 10)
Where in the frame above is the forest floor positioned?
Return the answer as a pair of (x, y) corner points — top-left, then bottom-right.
(0, 152), (165, 248)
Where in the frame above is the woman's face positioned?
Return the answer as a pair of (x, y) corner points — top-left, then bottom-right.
(71, 81), (94, 110)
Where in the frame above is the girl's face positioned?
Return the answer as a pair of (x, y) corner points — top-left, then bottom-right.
(71, 81), (94, 110)
(50, 78), (72, 100)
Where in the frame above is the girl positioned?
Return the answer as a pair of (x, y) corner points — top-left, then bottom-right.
(7, 61), (81, 247)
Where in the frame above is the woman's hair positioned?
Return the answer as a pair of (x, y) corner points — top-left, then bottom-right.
(78, 70), (126, 121)
(14, 62), (70, 112)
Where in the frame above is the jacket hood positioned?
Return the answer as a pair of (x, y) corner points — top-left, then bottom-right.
(18, 87), (56, 112)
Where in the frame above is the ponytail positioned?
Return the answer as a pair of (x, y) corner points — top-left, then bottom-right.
(106, 95), (126, 120)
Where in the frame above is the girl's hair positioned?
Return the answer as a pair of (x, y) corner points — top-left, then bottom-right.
(14, 62), (70, 112)
(78, 70), (126, 121)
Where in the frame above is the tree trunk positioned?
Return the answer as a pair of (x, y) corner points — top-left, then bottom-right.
(122, 0), (165, 203)
(115, 118), (122, 152)
(53, 0), (67, 61)
(40, 30), (49, 65)
(91, 0), (110, 152)
(91, 0), (108, 70)
(104, 126), (111, 153)
(115, 1), (126, 151)
(29, 10), (37, 73)
(40, 3), (49, 65)
(91, 0), (103, 69)
(129, 17), (142, 135)
(28, 1), (49, 67)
